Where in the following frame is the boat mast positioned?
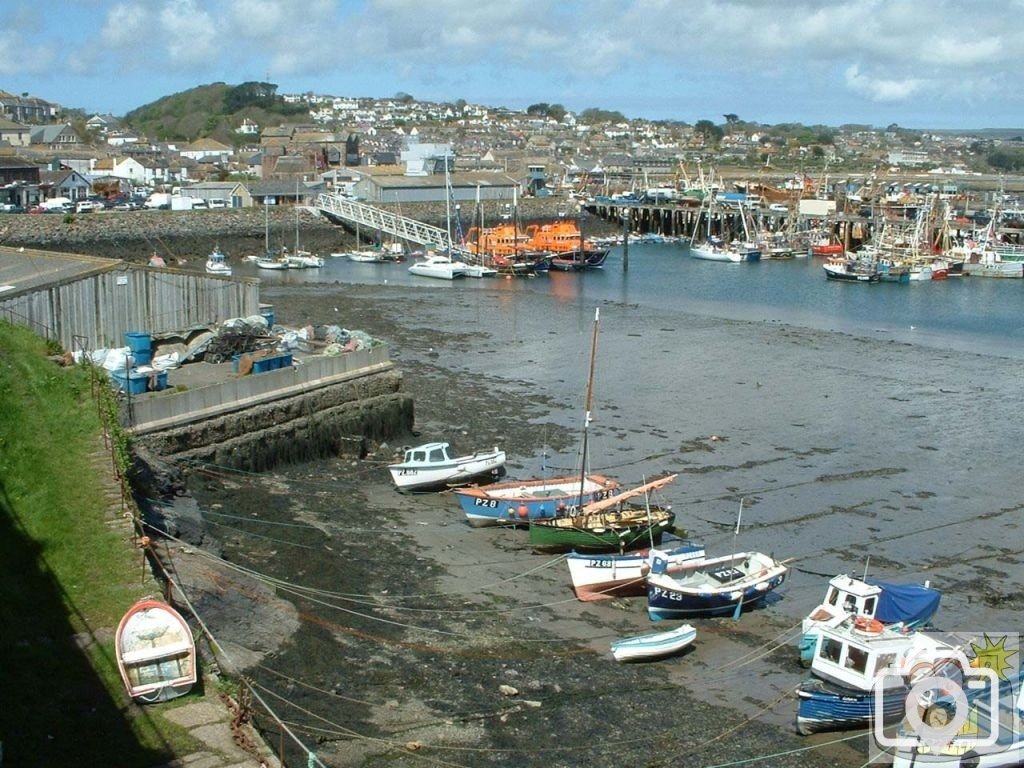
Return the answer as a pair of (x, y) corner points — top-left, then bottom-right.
(577, 307), (600, 509)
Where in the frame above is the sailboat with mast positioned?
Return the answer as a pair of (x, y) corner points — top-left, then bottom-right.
(452, 307), (621, 526)
(283, 183), (324, 268)
(528, 308), (676, 552)
(255, 201), (289, 270)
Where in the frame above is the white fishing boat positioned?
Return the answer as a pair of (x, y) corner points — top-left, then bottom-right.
(799, 573), (941, 666)
(115, 598), (197, 704)
(204, 246), (231, 275)
(388, 441), (506, 492)
(610, 623), (697, 662)
(566, 540), (706, 601)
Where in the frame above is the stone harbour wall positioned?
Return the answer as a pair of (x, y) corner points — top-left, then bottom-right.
(0, 198), (615, 263)
(134, 367), (413, 471)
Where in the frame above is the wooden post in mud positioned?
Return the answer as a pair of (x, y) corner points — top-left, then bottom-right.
(622, 208), (630, 272)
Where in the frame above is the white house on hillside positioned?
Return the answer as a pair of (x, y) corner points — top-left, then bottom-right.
(180, 138), (232, 162)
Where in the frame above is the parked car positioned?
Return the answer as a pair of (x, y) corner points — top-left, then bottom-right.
(75, 200), (100, 213)
(0, 203), (24, 213)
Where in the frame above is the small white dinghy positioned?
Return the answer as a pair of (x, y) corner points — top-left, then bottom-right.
(610, 623), (697, 663)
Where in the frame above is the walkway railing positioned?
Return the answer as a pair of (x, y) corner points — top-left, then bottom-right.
(315, 194), (476, 260)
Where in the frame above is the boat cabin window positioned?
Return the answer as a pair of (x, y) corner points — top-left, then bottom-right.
(846, 646), (868, 673)
(428, 447), (447, 462)
(874, 652), (898, 676)
(410, 450), (426, 463)
(826, 588), (839, 606)
(843, 594), (857, 613)
(819, 637), (843, 664)
(864, 596), (877, 615)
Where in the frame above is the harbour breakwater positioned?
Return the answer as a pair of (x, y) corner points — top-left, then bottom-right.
(0, 198), (613, 263)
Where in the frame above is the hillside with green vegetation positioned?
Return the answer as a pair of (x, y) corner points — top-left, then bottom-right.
(124, 80), (307, 145)
(0, 322), (195, 765)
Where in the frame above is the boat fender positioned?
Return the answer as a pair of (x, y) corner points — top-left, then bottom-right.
(517, 504), (529, 518)
(853, 616), (883, 634)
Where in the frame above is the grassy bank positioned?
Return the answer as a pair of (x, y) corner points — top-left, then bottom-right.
(0, 321), (195, 766)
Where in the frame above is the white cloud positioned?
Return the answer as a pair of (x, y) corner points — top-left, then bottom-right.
(845, 64), (922, 103)
(159, 0), (219, 68)
(99, 4), (153, 48)
(0, 32), (56, 75)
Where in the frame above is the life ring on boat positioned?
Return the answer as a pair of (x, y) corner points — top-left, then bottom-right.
(853, 616), (883, 634)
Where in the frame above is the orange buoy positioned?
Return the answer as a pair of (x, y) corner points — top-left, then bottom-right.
(853, 615), (883, 634)
(517, 504), (529, 518)
(139, 535), (151, 548)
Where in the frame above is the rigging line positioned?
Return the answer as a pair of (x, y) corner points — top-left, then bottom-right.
(144, 520), (586, 616)
(200, 508), (326, 529)
(142, 525), (573, 643)
(255, 678), (709, 757)
(250, 681), (475, 768)
(143, 542), (328, 767)
(679, 687), (797, 762)
(699, 731), (870, 768)
(204, 518), (321, 548)
(714, 621), (805, 671)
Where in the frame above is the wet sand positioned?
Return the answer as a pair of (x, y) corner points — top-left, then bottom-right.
(185, 282), (1024, 767)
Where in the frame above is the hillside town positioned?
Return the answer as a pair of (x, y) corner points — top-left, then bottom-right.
(0, 85), (1016, 215)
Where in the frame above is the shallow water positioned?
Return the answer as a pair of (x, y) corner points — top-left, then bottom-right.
(242, 242), (1024, 360)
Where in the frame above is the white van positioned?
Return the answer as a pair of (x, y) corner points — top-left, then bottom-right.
(208, 198), (227, 209)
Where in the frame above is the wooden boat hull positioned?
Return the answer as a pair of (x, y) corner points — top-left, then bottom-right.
(528, 507), (675, 554)
(611, 623), (697, 662)
(796, 676), (908, 734)
(453, 474), (621, 527)
(116, 598), (197, 704)
(646, 552), (788, 620)
(566, 540), (706, 601)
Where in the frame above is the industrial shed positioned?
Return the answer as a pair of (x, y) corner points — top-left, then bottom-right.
(352, 168), (520, 204)
(0, 246), (260, 353)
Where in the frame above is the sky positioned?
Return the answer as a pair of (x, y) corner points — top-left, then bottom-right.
(3, 0), (1024, 130)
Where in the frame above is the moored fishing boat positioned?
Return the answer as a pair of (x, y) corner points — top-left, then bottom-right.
(566, 539), (706, 601)
(204, 246), (231, 275)
(115, 598), (197, 704)
(387, 441), (506, 492)
(796, 617), (959, 735)
(524, 219), (610, 268)
(646, 551), (788, 620)
(527, 475), (678, 554)
(453, 474), (621, 527)
(610, 623), (697, 663)
(823, 255), (880, 282)
(799, 573), (941, 666)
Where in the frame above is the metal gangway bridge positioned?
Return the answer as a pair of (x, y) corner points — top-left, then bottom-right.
(315, 193), (476, 260)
